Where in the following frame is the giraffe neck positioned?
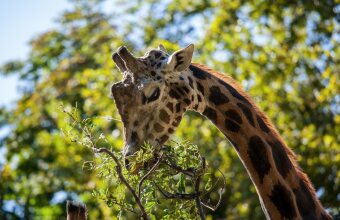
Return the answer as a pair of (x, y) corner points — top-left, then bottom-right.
(184, 63), (331, 220)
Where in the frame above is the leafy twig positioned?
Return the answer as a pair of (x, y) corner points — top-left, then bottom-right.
(61, 107), (150, 220)
(61, 106), (226, 219)
(96, 148), (150, 220)
(200, 168), (226, 211)
(194, 157), (206, 220)
(154, 183), (199, 200)
(164, 157), (199, 177)
(138, 152), (164, 198)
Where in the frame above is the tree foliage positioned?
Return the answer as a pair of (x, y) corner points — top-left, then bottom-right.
(61, 105), (224, 219)
(0, 0), (339, 219)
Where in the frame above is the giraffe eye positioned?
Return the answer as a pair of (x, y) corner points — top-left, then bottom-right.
(147, 88), (160, 103)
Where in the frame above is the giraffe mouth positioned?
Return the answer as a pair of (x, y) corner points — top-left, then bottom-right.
(123, 140), (162, 172)
(124, 158), (132, 170)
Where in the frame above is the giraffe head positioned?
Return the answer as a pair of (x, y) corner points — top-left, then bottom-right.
(111, 44), (195, 161)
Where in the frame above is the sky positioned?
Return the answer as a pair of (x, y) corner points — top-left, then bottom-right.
(0, 0), (71, 107)
(0, 0), (73, 170)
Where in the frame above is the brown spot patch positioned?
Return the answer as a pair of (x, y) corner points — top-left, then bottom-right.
(225, 109), (242, 124)
(197, 95), (202, 102)
(175, 87), (186, 95)
(158, 135), (169, 144)
(224, 119), (240, 132)
(218, 79), (250, 104)
(257, 115), (270, 133)
(237, 103), (255, 127)
(182, 86), (190, 93)
(269, 141), (293, 178)
(183, 98), (191, 105)
(159, 109), (170, 124)
(189, 65), (210, 80)
(166, 102), (174, 112)
(248, 136), (270, 183)
(209, 86), (229, 105)
(153, 123), (164, 133)
(202, 107), (217, 124)
(188, 77), (194, 88)
(147, 133), (154, 140)
(225, 136), (239, 151)
(172, 116), (182, 127)
(293, 179), (317, 219)
(169, 89), (181, 99)
(196, 82), (205, 95)
(175, 103), (181, 112)
(269, 183), (297, 219)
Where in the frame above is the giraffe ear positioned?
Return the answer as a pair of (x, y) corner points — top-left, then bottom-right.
(166, 44), (194, 72)
(158, 44), (167, 53)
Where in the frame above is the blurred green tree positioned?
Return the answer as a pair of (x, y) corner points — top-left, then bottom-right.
(0, 0), (339, 219)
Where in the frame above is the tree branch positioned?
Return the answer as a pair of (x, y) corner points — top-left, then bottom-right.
(154, 183), (199, 200)
(194, 157), (206, 220)
(138, 152), (164, 198)
(164, 157), (199, 177)
(200, 168), (225, 212)
(97, 148), (150, 220)
(62, 107), (226, 219)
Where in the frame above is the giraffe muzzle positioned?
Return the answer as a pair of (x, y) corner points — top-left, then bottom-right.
(122, 143), (138, 170)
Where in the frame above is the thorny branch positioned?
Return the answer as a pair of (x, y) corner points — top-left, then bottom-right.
(138, 152), (164, 198)
(62, 107), (150, 220)
(154, 183), (200, 200)
(62, 107), (226, 220)
(195, 158), (206, 220)
(155, 157), (219, 220)
(96, 148), (150, 220)
(164, 157), (199, 177)
(200, 168), (226, 211)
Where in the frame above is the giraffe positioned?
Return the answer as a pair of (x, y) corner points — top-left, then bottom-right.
(66, 201), (87, 220)
(110, 44), (332, 220)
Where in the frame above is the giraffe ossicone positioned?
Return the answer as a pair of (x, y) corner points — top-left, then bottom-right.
(110, 44), (332, 220)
